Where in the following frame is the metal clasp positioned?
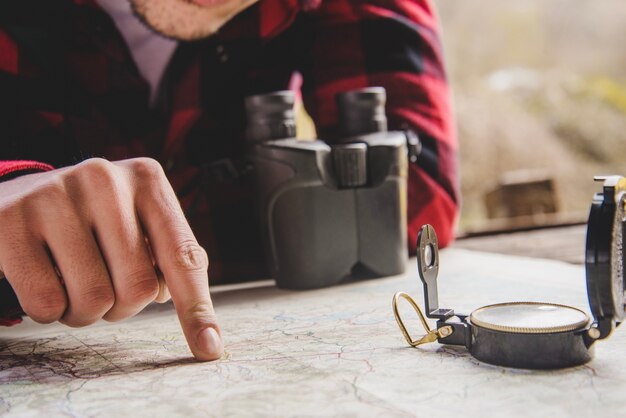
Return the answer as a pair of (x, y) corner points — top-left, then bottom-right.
(392, 291), (453, 347)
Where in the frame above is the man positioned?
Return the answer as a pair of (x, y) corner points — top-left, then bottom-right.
(0, 0), (458, 361)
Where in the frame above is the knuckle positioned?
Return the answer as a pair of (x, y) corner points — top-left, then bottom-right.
(74, 158), (118, 190)
(77, 157), (114, 178)
(79, 282), (115, 314)
(183, 300), (217, 326)
(24, 288), (67, 324)
(120, 269), (159, 303)
(129, 157), (165, 183)
(173, 242), (209, 272)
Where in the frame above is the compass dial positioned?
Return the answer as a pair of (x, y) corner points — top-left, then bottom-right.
(470, 302), (590, 334)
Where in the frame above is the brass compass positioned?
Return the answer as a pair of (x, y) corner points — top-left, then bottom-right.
(393, 176), (625, 369)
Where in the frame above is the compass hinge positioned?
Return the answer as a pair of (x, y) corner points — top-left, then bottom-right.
(437, 320), (471, 348)
(596, 318), (616, 340)
(428, 308), (455, 320)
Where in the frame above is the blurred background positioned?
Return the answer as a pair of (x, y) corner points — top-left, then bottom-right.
(437, 0), (626, 234)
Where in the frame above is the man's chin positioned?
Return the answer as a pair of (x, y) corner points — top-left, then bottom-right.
(130, 0), (257, 41)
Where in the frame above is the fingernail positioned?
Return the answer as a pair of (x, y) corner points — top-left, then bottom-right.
(197, 327), (223, 358)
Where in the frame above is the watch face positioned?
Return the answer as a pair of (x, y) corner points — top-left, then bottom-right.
(469, 302), (590, 334)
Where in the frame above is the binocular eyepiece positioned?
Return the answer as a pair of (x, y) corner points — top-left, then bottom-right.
(244, 87), (388, 143)
(336, 87), (388, 137)
(244, 91), (296, 143)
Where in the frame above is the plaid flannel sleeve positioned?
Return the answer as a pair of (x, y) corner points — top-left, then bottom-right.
(298, 0), (459, 251)
(1, 28), (58, 325)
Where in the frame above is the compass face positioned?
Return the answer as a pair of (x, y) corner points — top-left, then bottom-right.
(470, 302), (590, 334)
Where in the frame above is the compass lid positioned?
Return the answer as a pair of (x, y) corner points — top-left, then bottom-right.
(416, 225), (454, 320)
(585, 176), (626, 339)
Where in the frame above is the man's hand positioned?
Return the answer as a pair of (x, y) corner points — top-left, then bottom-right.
(0, 157), (223, 361)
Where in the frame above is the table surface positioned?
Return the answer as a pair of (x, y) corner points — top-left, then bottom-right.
(2, 228), (625, 418)
(455, 225), (587, 265)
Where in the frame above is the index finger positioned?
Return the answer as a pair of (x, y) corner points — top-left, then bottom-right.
(124, 158), (223, 361)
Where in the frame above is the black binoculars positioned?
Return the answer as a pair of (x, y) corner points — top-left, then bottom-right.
(245, 87), (421, 289)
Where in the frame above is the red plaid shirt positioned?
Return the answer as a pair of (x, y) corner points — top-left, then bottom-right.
(0, 0), (458, 321)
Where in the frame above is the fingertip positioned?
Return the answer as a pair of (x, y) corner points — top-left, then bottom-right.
(193, 326), (224, 361)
